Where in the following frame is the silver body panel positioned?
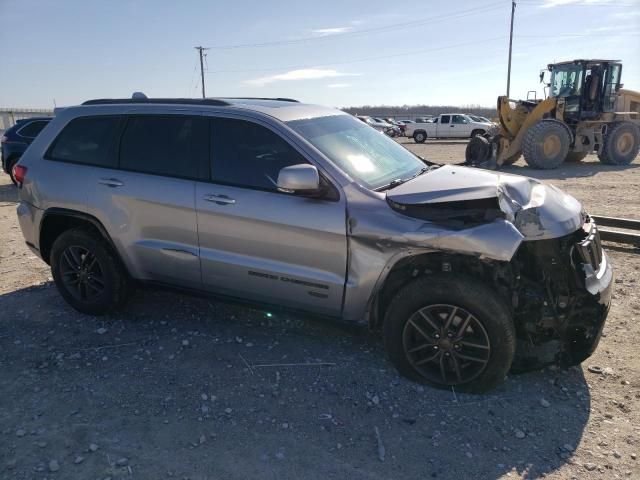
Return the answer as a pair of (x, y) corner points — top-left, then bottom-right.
(16, 99), (596, 324)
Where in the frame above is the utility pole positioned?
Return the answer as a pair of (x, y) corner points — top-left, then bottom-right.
(194, 46), (209, 98)
(506, 0), (516, 98)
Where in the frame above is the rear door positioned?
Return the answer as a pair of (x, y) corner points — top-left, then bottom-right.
(437, 115), (451, 137)
(195, 116), (347, 316)
(85, 114), (207, 288)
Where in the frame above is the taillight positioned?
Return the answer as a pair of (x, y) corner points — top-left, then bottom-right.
(13, 164), (27, 185)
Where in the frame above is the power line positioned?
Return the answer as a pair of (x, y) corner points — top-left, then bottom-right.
(518, 0), (639, 6)
(206, 36), (507, 74)
(208, 1), (505, 50)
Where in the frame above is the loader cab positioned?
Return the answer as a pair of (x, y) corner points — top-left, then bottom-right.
(548, 59), (622, 121)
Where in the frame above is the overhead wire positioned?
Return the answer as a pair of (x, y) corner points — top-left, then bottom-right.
(207, 1), (506, 50)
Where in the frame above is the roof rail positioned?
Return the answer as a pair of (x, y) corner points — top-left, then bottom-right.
(223, 97), (300, 103)
(81, 98), (231, 106)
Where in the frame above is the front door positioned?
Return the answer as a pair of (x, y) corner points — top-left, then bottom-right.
(450, 115), (471, 137)
(196, 116), (347, 316)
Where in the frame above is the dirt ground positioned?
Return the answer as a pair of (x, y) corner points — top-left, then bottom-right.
(1, 143), (639, 480)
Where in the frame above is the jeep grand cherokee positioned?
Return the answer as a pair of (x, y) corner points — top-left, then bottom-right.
(14, 95), (612, 392)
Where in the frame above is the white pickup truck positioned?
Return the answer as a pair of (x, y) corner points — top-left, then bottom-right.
(405, 114), (494, 143)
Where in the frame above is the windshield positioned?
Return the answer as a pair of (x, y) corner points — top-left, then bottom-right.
(287, 115), (426, 190)
(550, 64), (584, 98)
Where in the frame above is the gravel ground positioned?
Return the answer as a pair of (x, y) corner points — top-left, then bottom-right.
(1, 143), (639, 480)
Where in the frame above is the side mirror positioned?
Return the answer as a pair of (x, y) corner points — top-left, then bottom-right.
(539, 70), (547, 84)
(277, 164), (320, 194)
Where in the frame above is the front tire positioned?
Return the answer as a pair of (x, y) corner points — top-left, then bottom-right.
(598, 122), (640, 165)
(50, 228), (131, 315)
(522, 120), (571, 169)
(383, 275), (515, 393)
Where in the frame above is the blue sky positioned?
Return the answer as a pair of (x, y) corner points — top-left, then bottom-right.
(0, 0), (638, 109)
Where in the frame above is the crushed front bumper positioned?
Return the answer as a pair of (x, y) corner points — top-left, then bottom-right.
(511, 217), (613, 371)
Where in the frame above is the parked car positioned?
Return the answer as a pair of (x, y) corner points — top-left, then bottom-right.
(356, 116), (397, 137)
(406, 114), (494, 143)
(414, 116), (433, 123)
(373, 118), (401, 137)
(468, 114), (495, 124)
(1, 117), (52, 184)
(15, 95), (611, 392)
(395, 119), (415, 136)
(383, 118), (406, 136)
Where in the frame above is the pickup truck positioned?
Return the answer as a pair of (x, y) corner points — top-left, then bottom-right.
(405, 114), (494, 143)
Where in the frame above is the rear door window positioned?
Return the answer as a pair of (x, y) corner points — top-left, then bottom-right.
(17, 120), (49, 138)
(119, 116), (208, 179)
(440, 115), (451, 124)
(48, 116), (121, 167)
(210, 117), (308, 191)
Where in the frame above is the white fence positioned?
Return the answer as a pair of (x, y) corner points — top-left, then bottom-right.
(0, 108), (54, 134)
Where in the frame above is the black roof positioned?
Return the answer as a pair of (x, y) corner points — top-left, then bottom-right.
(550, 59), (620, 67)
(81, 97), (300, 107)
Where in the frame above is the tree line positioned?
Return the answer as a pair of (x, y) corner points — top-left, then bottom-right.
(342, 104), (496, 120)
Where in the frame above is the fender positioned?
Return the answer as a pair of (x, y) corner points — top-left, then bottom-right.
(40, 208), (119, 264)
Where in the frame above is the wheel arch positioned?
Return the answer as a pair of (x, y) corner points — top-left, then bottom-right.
(40, 208), (120, 266)
(367, 251), (514, 331)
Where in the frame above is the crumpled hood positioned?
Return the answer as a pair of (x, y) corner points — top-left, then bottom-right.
(386, 165), (584, 240)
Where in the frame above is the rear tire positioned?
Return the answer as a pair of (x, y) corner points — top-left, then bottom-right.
(50, 228), (131, 315)
(598, 122), (640, 165)
(522, 120), (571, 169)
(383, 275), (515, 393)
(564, 151), (588, 163)
(414, 131), (427, 143)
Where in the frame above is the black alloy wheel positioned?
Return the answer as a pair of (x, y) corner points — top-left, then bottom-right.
(402, 304), (490, 385)
(59, 245), (106, 302)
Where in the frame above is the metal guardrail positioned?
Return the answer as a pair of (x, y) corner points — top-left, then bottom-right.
(593, 215), (640, 246)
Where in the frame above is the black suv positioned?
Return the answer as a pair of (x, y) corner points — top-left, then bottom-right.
(1, 117), (52, 184)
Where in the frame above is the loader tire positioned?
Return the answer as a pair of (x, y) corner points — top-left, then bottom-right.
(564, 151), (588, 163)
(598, 122), (640, 165)
(522, 120), (571, 170)
(465, 136), (491, 165)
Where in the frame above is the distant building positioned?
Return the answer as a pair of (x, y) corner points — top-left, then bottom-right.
(1, 108), (54, 134)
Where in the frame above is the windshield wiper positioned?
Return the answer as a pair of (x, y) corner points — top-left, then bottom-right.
(375, 178), (404, 192)
(375, 166), (430, 192)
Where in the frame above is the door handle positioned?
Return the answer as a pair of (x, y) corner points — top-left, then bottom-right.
(450, 125), (455, 127)
(98, 178), (124, 187)
(204, 194), (236, 205)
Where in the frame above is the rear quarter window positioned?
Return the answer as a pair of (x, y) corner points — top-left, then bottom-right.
(47, 116), (121, 167)
(17, 120), (49, 138)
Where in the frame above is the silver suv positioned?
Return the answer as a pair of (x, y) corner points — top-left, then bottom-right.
(15, 96), (613, 392)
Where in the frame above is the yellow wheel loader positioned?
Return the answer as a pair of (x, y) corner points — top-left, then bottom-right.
(466, 59), (640, 169)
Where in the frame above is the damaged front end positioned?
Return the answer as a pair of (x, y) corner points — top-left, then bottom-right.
(509, 217), (612, 371)
(380, 165), (612, 371)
